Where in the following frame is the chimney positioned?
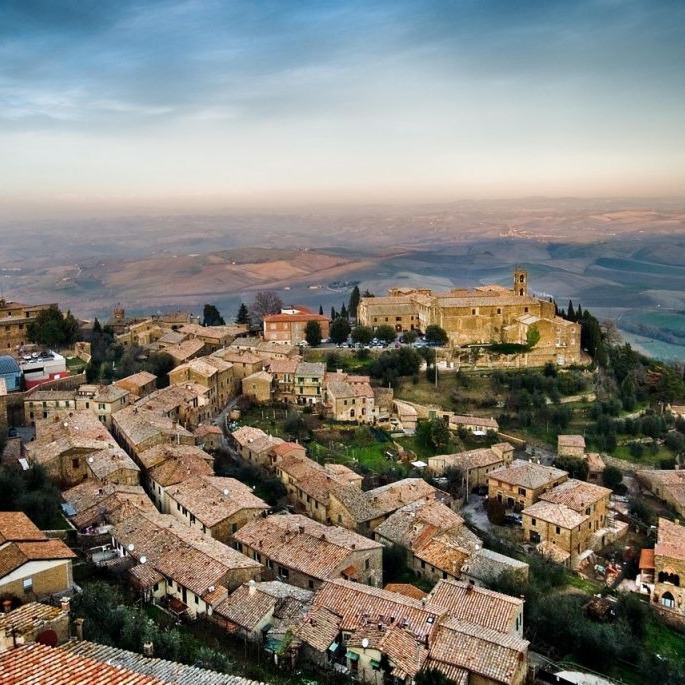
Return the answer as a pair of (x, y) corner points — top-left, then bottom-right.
(143, 641), (154, 657)
(73, 617), (85, 641)
(2, 599), (12, 614)
(60, 597), (70, 614)
(466, 581), (474, 594)
(248, 579), (257, 596)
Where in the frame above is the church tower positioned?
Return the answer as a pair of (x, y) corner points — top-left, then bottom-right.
(514, 268), (527, 297)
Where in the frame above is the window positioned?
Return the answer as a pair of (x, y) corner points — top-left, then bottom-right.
(23, 578), (33, 593)
(517, 487), (526, 496)
(532, 518), (537, 526)
(497, 308), (502, 314)
(555, 526), (560, 534)
(365, 558), (370, 570)
(278, 566), (290, 580)
(308, 580), (314, 589)
(231, 523), (238, 533)
(72, 458), (80, 469)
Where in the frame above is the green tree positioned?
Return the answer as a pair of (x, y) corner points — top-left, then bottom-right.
(144, 352), (175, 388)
(348, 285), (361, 320)
(602, 465), (624, 491)
(415, 668), (455, 685)
(424, 324), (448, 346)
(318, 304), (324, 316)
(27, 305), (75, 348)
(235, 303), (250, 325)
(526, 325), (540, 349)
(202, 304), (225, 326)
(351, 325), (373, 346)
(375, 324), (397, 344)
(330, 317), (351, 345)
(304, 320), (322, 347)
(554, 456), (589, 480)
(401, 330), (418, 344)
(340, 303), (348, 319)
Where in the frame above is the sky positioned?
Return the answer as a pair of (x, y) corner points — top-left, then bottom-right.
(2, 0), (684, 213)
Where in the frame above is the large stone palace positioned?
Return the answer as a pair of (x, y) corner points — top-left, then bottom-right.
(357, 269), (582, 367)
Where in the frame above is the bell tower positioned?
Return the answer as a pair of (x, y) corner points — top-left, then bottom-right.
(514, 268), (527, 297)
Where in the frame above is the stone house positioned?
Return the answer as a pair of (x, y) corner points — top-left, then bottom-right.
(24, 389), (77, 426)
(178, 323), (249, 353)
(637, 470), (685, 518)
(0, 512), (76, 601)
(230, 426), (283, 468)
(262, 307), (330, 345)
(168, 356), (236, 414)
(232, 514), (383, 590)
(135, 383), (212, 430)
(294, 362), (325, 405)
(0, 601), (71, 652)
(0, 299), (55, 351)
(114, 370), (157, 400)
(193, 424), (223, 451)
(557, 434), (586, 458)
(166, 476), (268, 544)
(75, 384), (130, 428)
(214, 349), (265, 380)
(268, 357), (300, 403)
(652, 518), (685, 613)
(160, 338), (206, 366)
(241, 370), (273, 404)
(429, 443), (514, 487)
(325, 374), (378, 423)
(111, 511), (261, 618)
(488, 460), (569, 510)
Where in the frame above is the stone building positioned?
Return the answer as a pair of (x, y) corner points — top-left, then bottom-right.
(652, 518), (685, 613)
(358, 269), (581, 366)
(488, 460), (569, 510)
(0, 299), (56, 352)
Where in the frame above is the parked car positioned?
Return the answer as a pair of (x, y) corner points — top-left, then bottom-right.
(504, 513), (523, 526)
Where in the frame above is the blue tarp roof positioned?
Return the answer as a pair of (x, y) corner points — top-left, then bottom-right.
(0, 356), (21, 374)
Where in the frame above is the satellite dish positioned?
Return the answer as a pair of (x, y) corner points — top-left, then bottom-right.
(127, 543), (135, 552)
(223, 489), (229, 496)
(88, 457), (94, 463)
(140, 555), (147, 564)
(361, 638), (369, 649)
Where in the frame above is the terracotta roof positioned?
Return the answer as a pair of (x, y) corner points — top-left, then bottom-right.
(115, 371), (157, 391)
(113, 405), (193, 447)
(426, 580), (522, 634)
(266, 358), (299, 374)
(415, 535), (472, 575)
(163, 339), (205, 362)
(539, 479), (611, 512)
(149, 451), (213, 487)
(379, 625), (428, 678)
(655, 517), (685, 562)
(234, 515), (380, 581)
(365, 478), (444, 518)
(0, 601), (65, 636)
(0, 511), (45, 543)
(291, 605), (342, 652)
(295, 362), (325, 377)
(137, 443), (213, 471)
(137, 384), (207, 417)
(383, 583), (428, 600)
(216, 350), (264, 365)
(0, 535), (75, 578)
(129, 562), (165, 589)
(0, 643), (162, 685)
(34, 410), (117, 445)
(271, 442), (306, 459)
(536, 540), (571, 564)
(488, 460), (568, 490)
(428, 618), (528, 685)
(558, 434), (586, 448)
(522, 500), (588, 529)
(462, 549), (529, 584)
(430, 447), (507, 472)
(450, 415), (499, 430)
(168, 476), (268, 527)
(585, 452), (605, 472)
(85, 445), (140, 481)
(263, 312), (328, 323)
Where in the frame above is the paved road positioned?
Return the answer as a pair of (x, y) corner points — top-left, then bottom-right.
(460, 493), (491, 533)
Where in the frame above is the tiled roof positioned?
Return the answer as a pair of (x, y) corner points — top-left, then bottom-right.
(462, 548), (529, 584)
(295, 362), (325, 377)
(428, 618), (528, 685)
(558, 434), (586, 448)
(380, 625), (428, 678)
(655, 517), (685, 562)
(243, 370), (273, 383)
(488, 460), (568, 490)
(168, 476), (268, 527)
(149, 451), (213, 487)
(383, 583), (428, 600)
(216, 350), (264, 365)
(539, 479), (611, 511)
(423, 659), (469, 685)
(130, 562), (165, 589)
(267, 358), (299, 374)
(214, 581), (313, 632)
(522, 500), (588, 529)
(115, 371), (157, 391)
(291, 606), (342, 652)
(26, 389), (77, 401)
(62, 481), (156, 529)
(234, 515), (380, 581)
(113, 405), (193, 447)
(426, 580), (522, 634)
(263, 312), (328, 323)
(60, 641), (267, 685)
(112, 511), (260, 597)
(0, 643), (162, 685)
(0, 536), (75, 578)
(450, 415), (499, 430)
(138, 443), (213, 471)
(271, 442), (306, 459)
(85, 445), (140, 481)
(365, 478), (444, 518)
(415, 535), (472, 575)
(34, 410), (118, 445)
(231, 426), (270, 448)
(639, 548), (655, 570)
(83, 384), (129, 403)
(430, 447), (506, 472)
(536, 540), (570, 564)
(0, 601), (65, 636)
(137, 384), (206, 417)
(163, 339), (205, 362)
(313, 579), (444, 645)
(0, 511), (45, 543)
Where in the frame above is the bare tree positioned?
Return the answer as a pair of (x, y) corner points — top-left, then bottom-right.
(250, 291), (283, 329)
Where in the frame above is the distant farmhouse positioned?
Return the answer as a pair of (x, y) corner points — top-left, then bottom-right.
(358, 268), (582, 366)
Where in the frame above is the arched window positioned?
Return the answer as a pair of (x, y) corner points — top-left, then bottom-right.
(662, 592), (675, 609)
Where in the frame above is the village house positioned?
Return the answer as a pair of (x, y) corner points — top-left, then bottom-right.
(24, 389), (77, 425)
(231, 337), (300, 360)
(0, 600), (71, 653)
(166, 476), (268, 544)
(585, 452), (606, 483)
(214, 349), (265, 379)
(142, 444), (214, 512)
(294, 361), (325, 405)
(114, 370), (158, 400)
(61, 480), (157, 531)
(179, 322), (249, 352)
(75, 384), (130, 427)
(268, 357), (300, 403)
(636, 469), (685, 518)
(116, 318), (164, 347)
(211, 579), (313, 645)
(358, 269), (581, 367)
(24, 411), (140, 488)
(232, 514), (383, 590)
(488, 459), (569, 510)
(429, 442), (515, 487)
(272, 448), (363, 524)
(447, 414), (499, 435)
(652, 518), (685, 613)
(194, 423), (223, 451)
(160, 338), (206, 366)
(0, 299), (56, 351)
(0, 512), (76, 601)
(325, 373), (378, 423)
(374, 499), (481, 583)
(262, 306), (330, 345)
(168, 355), (236, 414)
(241, 370), (273, 404)
(230, 426), (284, 468)
(292, 579), (529, 685)
(135, 383), (212, 430)
(111, 405), (195, 462)
(392, 399), (418, 434)
(111, 510), (261, 618)
(461, 547), (529, 587)
(557, 434), (586, 458)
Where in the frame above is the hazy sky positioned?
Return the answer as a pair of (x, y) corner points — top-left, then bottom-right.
(2, 0), (684, 211)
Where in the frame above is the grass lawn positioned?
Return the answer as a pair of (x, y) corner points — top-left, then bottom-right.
(66, 356), (87, 373)
(611, 443), (675, 466)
